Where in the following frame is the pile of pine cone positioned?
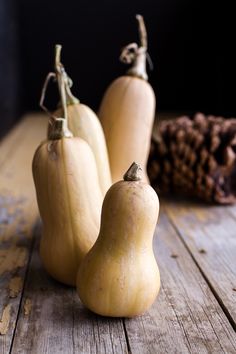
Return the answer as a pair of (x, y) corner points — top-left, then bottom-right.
(148, 113), (236, 204)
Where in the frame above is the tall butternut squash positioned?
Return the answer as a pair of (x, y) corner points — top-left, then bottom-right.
(33, 45), (103, 286)
(77, 162), (160, 317)
(99, 15), (156, 183)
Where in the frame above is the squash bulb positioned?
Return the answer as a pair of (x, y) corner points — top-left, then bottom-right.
(98, 15), (155, 183)
(33, 118), (103, 286)
(77, 162), (160, 317)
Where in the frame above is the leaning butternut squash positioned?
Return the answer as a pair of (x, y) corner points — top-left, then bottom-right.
(33, 45), (103, 286)
(49, 48), (112, 196)
(99, 15), (156, 183)
(77, 162), (160, 317)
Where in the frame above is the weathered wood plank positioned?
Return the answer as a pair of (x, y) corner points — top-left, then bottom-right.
(10, 230), (128, 354)
(124, 211), (236, 354)
(2, 114), (236, 353)
(164, 198), (236, 328)
(0, 114), (45, 167)
(0, 115), (47, 353)
(226, 203), (236, 221)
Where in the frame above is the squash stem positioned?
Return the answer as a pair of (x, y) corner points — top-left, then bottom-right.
(55, 45), (79, 106)
(123, 162), (142, 181)
(121, 14), (148, 81)
(49, 118), (73, 140)
(55, 44), (68, 121)
(136, 14), (147, 49)
(46, 44), (73, 140)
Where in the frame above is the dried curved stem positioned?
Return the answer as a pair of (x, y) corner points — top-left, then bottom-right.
(39, 45), (73, 140)
(120, 14), (149, 80)
(39, 45), (74, 139)
(55, 45), (79, 106)
(39, 72), (57, 119)
(55, 44), (62, 71)
(54, 44), (68, 121)
(136, 14), (147, 49)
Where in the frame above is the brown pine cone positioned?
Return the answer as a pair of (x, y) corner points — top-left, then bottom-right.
(148, 113), (236, 204)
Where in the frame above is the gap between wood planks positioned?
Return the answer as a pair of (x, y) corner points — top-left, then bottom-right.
(122, 319), (131, 353)
(164, 205), (236, 332)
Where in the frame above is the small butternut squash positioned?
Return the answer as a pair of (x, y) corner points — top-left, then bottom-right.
(77, 162), (160, 317)
(33, 45), (103, 286)
(52, 50), (111, 196)
(99, 15), (156, 184)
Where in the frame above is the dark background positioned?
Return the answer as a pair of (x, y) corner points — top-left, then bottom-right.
(0, 0), (235, 137)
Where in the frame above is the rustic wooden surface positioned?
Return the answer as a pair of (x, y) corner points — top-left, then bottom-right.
(0, 114), (236, 353)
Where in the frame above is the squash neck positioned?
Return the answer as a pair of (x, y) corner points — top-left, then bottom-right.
(65, 79), (80, 106)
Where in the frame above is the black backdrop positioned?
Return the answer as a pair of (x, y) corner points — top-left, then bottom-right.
(1, 0), (236, 136)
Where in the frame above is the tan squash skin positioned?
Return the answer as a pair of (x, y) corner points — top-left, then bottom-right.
(32, 137), (103, 286)
(76, 166), (160, 317)
(99, 75), (155, 184)
(55, 103), (112, 196)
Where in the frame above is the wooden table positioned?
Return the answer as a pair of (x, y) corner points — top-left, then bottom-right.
(0, 115), (236, 353)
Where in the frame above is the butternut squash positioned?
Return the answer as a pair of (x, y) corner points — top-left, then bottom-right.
(77, 162), (160, 317)
(33, 45), (103, 286)
(99, 15), (156, 184)
(52, 52), (111, 196)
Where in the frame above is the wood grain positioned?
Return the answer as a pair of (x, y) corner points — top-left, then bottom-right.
(164, 198), (236, 328)
(1, 114), (236, 353)
(0, 115), (45, 167)
(226, 203), (236, 222)
(10, 231), (128, 354)
(0, 115), (47, 353)
(124, 212), (236, 353)
(11, 212), (236, 354)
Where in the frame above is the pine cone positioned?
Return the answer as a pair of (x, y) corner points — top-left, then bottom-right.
(148, 113), (236, 204)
